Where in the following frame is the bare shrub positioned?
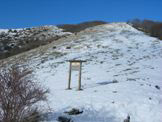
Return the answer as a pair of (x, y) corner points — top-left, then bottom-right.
(0, 66), (49, 122)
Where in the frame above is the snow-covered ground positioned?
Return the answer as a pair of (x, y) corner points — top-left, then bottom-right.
(1, 23), (162, 122)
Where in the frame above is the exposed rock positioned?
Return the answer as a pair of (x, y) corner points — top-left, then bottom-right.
(0, 26), (72, 60)
(100, 61), (104, 64)
(155, 85), (160, 90)
(112, 79), (118, 83)
(123, 115), (130, 122)
(64, 108), (83, 115)
(53, 46), (57, 49)
(58, 116), (72, 122)
(66, 46), (71, 49)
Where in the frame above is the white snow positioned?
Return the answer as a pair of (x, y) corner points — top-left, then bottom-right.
(2, 23), (162, 122)
(0, 29), (8, 33)
(32, 23), (162, 122)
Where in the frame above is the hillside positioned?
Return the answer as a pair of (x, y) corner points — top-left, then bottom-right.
(0, 25), (71, 59)
(0, 23), (162, 122)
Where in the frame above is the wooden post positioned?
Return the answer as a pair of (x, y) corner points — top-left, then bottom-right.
(78, 62), (82, 90)
(67, 62), (72, 89)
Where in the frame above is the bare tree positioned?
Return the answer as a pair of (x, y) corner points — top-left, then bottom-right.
(129, 19), (162, 39)
(0, 66), (49, 122)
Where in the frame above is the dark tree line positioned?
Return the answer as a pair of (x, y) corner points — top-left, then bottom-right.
(128, 19), (162, 40)
(57, 20), (108, 33)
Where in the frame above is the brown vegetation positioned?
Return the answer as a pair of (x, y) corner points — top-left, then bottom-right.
(128, 19), (162, 40)
(57, 20), (107, 33)
(0, 66), (48, 122)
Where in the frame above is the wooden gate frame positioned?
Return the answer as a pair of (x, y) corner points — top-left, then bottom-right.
(67, 60), (86, 90)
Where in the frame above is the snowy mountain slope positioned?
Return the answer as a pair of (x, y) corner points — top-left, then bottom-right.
(1, 23), (162, 122)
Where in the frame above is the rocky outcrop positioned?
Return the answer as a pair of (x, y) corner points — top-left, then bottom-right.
(0, 25), (71, 59)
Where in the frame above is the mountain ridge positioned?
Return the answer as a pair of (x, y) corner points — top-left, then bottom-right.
(0, 25), (71, 59)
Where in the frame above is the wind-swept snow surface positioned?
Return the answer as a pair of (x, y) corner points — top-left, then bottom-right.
(36, 23), (162, 122)
(2, 23), (162, 122)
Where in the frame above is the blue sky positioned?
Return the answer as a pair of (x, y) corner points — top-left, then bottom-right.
(0, 0), (162, 28)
